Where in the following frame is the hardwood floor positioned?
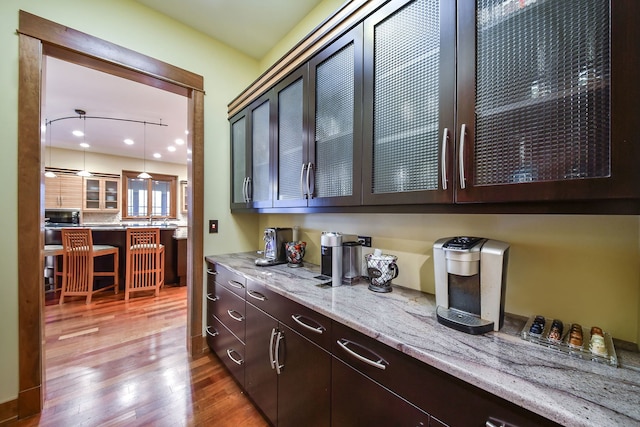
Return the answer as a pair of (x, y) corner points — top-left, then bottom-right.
(9, 287), (268, 427)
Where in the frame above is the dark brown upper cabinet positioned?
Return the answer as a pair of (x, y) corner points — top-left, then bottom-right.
(272, 26), (364, 208)
(362, 0), (456, 205)
(230, 92), (274, 210)
(455, 0), (639, 203)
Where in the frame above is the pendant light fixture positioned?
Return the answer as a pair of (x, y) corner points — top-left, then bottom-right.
(137, 121), (152, 179)
(44, 120), (56, 178)
(76, 110), (92, 177)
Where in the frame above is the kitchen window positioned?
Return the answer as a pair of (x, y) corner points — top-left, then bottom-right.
(122, 170), (177, 219)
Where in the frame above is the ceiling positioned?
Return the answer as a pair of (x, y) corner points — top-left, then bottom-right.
(43, 0), (324, 166)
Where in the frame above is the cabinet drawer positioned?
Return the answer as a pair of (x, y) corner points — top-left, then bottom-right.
(279, 300), (332, 351)
(206, 316), (245, 388)
(332, 321), (557, 427)
(209, 262), (246, 298)
(209, 283), (245, 343)
(245, 277), (281, 316)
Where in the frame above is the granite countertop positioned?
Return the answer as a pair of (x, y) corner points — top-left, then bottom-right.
(206, 252), (640, 427)
(46, 224), (179, 231)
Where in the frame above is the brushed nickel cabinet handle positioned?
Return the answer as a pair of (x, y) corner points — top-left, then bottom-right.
(226, 349), (244, 365)
(227, 309), (244, 322)
(269, 328), (278, 369)
(206, 293), (219, 302)
(291, 314), (325, 334)
(300, 163), (307, 198)
(247, 290), (266, 301)
(274, 330), (284, 374)
(206, 269), (217, 276)
(205, 326), (219, 337)
(441, 127), (448, 190)
(459, 123), (467, 189)
(227, 280), (244, 290)
(337, 339), (388, 370)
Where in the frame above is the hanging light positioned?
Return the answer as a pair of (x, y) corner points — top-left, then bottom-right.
(44, 120), (57, 178)
(138, 121), (152, 179)
(76, 111), (92, 177)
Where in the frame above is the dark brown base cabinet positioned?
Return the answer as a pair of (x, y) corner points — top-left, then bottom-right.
(206, 261), (560, 427)
(245, 302), (331, 427)
(332, 357), (429, 427)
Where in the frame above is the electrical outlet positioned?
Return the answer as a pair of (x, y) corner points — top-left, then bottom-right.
(357, 236), (372, 247)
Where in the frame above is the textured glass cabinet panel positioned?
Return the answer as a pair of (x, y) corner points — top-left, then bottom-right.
(278, 79), (304, 201)
(372, 0), (440, 194)
(252, 101), (270, 202)
(315, 43), (355, 199)
(475, 0), (610, 185)
(231, 117), (246, 203)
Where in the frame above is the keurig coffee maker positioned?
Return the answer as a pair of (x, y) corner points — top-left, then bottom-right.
(433, 237), (509, 335)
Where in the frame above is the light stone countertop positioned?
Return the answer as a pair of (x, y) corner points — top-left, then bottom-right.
(206, 252), (640, 427)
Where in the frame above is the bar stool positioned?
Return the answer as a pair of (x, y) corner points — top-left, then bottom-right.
(59, 228), (119, 304)
(125, 227), (165, 300)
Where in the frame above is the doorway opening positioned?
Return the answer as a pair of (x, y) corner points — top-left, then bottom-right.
(18, 11), (205, 418)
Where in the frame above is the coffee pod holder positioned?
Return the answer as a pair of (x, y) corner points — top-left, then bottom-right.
(366, 252), (399, 293)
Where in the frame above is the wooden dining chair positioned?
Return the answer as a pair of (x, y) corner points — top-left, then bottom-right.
(59, 228), (119, 304)
(125, 227), (165, 300)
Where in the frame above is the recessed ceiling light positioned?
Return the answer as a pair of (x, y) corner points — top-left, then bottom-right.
(80, 142), (90, 148)
(124, 138), (134, 145)
(153, 153), (162, 159)
(184, 130), (189, 135)
(175, 138), (184, 145)
(72, 130), (84, 137)
(167, 146), (176, 152)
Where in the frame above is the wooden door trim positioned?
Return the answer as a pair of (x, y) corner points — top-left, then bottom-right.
(17, 10), (205, 418)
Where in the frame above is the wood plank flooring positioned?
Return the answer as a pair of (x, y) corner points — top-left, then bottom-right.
(8, 287), (269, 427)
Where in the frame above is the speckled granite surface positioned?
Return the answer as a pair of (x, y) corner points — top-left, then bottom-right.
(205, 252), (640, 427)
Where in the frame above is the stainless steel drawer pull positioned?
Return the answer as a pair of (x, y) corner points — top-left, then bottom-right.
(337, 339), (388, 370)
(205, 326), (219, 337)
(205, 293), (219, 302)
(226, 349), (244, 365)
(206, 269), (217, 276)
(247, 290), (267, 301)
(291, 314), (325, 334)
(227, 280), (244, 289)
(227, 309), (244, 322)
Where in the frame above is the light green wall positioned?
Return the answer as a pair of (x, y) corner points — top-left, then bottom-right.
(258, 214), (640, 345)
(0, 0), (262, 405)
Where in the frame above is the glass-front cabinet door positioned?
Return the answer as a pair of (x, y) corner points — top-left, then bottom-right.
(273, 67), (309, 208)
(456, 0), (636, 203)
(83, 177), (119, 211)
(230, 92), (273, 210)
(362, 0), (456, 205)
(307, 26), (363, 207)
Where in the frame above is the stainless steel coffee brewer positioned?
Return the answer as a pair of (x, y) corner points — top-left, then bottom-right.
(320, 232), (362, 286)
(433, 237), (509, 335)
(255, 227), (292, 266)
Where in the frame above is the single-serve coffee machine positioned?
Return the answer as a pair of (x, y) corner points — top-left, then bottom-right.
(255, 227), (292, 266)
(320, 232), (362, 287)
(433, 237), (509, 335)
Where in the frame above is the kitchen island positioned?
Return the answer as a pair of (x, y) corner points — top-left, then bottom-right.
(205, 252), (640, 427)
(46, 225), (179, 288)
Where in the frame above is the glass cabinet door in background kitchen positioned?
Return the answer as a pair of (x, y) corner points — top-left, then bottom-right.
(83, 176), (119, 211)
(230, 93), (273, 210)
(362, 0), (456, 205)
(455, 0), (638, 203)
